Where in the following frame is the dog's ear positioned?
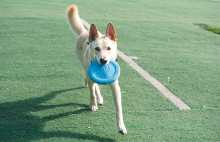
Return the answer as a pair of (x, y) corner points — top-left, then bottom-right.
(106, 23), (117, 41)
(89, 24), (99, 42)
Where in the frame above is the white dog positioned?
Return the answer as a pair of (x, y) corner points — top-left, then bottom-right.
(66, 5), (127, 135)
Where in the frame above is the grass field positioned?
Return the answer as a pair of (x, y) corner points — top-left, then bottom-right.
(0, 0), (220, 141)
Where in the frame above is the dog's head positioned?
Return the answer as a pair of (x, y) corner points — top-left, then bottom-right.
(89, 23), (117, 65)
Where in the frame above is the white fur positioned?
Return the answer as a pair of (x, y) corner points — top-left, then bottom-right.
(66, 5), (127, 135)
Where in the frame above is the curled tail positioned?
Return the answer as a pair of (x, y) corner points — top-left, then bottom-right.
(66, 5), (86, 36)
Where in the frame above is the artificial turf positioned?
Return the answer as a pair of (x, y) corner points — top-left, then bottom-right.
(0, 0), (219, 141)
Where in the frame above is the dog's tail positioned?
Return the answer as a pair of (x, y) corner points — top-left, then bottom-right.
(66, 5), (86, 36)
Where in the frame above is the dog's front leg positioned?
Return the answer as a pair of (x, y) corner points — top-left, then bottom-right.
(109, 80), (127, 135)
(88, 80), (98, 111)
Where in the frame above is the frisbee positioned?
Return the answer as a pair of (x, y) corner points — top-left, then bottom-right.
(88, 59), (120, 85)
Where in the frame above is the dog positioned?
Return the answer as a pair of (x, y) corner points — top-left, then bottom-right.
(66, 5), (127, 135)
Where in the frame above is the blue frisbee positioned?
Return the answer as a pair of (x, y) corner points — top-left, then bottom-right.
(89, 59), (120, 85)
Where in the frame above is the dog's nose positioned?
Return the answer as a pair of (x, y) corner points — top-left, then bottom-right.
(100, 58), (107, 64)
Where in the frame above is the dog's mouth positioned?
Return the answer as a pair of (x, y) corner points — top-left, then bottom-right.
(100, 58), (107, 64)
(97, 58), (110, 65)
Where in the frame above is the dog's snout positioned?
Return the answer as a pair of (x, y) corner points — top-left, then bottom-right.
(100, 58), (107, 64)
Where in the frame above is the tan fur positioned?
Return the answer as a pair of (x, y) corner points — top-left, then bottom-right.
(66, 4), (127, 135)
(106, 23), (117, 41)
(66, 5), (86, 36)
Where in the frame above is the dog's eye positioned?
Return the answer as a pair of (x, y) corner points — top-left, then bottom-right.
(95, 47), (100, 51)
(107, 47), (111, 50)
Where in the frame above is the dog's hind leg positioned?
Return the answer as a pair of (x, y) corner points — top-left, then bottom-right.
(85, 77), (88, 87)
(95, 84), (103, 106)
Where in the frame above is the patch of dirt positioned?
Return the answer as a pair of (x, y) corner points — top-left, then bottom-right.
(196, 24), (209, 28)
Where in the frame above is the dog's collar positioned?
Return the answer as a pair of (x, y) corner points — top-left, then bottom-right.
(91, 58), (117, 63)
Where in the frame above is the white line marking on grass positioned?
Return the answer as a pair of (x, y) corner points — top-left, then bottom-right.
(81, 19), (191, 110)
(117, 50), (191, 110)
(81, 19), (91, 30)
(129, 56), (139, 59)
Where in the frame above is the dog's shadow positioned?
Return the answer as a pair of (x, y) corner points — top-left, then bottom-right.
(0, 87), (114, 141)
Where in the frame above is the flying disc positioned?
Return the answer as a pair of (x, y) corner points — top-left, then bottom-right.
(88, 59), (120, 85)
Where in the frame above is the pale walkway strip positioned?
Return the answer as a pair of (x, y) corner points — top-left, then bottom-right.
(81, 19), (191, 110)
(117, 50), (191, 110)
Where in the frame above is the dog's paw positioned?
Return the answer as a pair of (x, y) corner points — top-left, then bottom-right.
(118, 124), (127, 135)
(97, 97), (103, 106)
(89, 105), (98, 111)
(119, 128), (127, 135)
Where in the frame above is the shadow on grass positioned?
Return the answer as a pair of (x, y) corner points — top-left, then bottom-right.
(0, 87), (114, 141)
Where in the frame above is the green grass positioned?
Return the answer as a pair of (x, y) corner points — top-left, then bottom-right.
(0, 0), (220, 141)
(204, 27), (220, 34)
